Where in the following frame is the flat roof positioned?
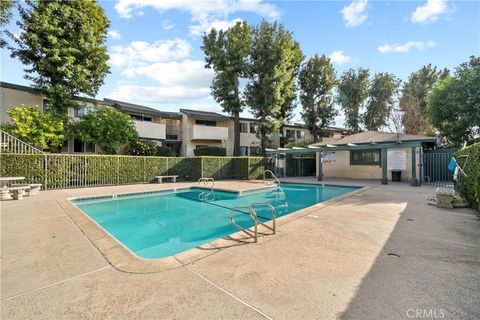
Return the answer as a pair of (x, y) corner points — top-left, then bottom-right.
(180, 109), (229, 121)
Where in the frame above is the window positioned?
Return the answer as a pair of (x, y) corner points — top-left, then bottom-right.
(249, 146), (261, 156)
(286, 130), (295, 140)
(195, 120), (216, 126)
(74, 139), (95, 153)
(196, 145), (214, 149)
(42, 99), (50, 112)
(143, 116), (152, 122)
(350, 149), (381, 165)
(240, 146), (249, 156)
(249, 123), (258, 134)
(74, 105), (94, 118)
(296, 130), (305, 139)
(240, 123), (249, 133)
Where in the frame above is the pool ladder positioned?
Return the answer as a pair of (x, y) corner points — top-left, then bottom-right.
(263, 170), (280, 189)
(229, 202), (276, 242)
(198, 177), (215, 201)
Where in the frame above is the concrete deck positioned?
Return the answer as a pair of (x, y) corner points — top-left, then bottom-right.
(1, 179), (479, 319)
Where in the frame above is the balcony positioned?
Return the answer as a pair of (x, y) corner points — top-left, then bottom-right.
(191, 125), (228, 141)
(133, 121), (166, 140)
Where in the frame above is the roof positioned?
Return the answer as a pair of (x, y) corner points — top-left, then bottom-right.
(1, 81), (113, 106)
(311, 131), (436, 147)
(180, 109), (229, 121)
(104, 98), (181, 119)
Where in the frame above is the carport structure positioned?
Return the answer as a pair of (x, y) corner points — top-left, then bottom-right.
(267, 131), (437, 186)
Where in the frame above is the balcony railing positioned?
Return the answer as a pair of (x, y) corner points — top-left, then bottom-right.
(133, 121), (166, 140)
(191, 125), (228, 141)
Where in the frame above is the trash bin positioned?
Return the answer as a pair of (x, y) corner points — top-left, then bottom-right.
(391, 170), (402, 182)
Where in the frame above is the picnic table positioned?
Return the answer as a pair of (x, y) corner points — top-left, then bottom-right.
(0, 177), (25, 187)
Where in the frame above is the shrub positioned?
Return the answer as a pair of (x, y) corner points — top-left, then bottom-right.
(194, 147), (226, 156)
(125, 139), (158, 156)
(455, 143), (480, 212)
(156, 146), (176, 157)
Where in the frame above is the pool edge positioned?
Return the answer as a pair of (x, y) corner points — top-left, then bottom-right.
(59, 184), (370, 273)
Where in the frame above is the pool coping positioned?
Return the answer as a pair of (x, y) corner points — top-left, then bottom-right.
(58, 183), (370, 273)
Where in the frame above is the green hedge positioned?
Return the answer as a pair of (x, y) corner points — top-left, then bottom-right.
(0, 154), (269, 189)
(455, 143), (480, 212)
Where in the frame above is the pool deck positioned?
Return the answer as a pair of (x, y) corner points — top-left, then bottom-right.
(1, 178), (479, 319)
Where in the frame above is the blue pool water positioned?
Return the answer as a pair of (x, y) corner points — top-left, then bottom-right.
(72, 183), (359, 259)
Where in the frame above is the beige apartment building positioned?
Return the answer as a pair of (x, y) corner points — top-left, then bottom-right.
(0, 81), (346, 156)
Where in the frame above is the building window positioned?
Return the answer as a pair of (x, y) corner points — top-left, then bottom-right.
(74, 139), (95, 153)
(74, 105), (94, 118)
(195, 120), (216, 126)
(350, 149), (381, 165)
(249, 146), (261, 156)
(143, 116), (152, 122)
(240, 123), (249, 133)
(297, 130), (305, 139)
(42, 99), (50, 112)
(249, 123), (258, 134)
(286, 129), (295, 140)
(240, 146), (248, 156)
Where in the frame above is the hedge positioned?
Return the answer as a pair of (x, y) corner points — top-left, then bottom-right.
(455, 143), (480, 212)
(0, 154), (269, 189)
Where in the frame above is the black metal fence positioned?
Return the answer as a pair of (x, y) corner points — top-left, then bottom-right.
(421, 149), (457, 187)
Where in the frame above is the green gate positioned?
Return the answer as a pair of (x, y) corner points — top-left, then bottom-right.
(421, 148), (457, 187)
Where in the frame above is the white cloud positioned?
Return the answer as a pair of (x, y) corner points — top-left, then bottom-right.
(411, 0), (452, 24)
(108, 85), (211, 103)
(341, 0), (368, 27)
(107, 30), (122, 40)
(114, 0), (280, 20)
(329, 50), (352, 64)
(122, 60), (214, 88)
(378, 41), (436, 53)
(189, 18), (242, 36)
(109, 38), (190, 67)
(162, 20), (175, 30)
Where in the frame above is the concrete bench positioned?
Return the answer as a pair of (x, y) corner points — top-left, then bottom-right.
(154, 175), (179, 183)
(4, 186), (31, 200)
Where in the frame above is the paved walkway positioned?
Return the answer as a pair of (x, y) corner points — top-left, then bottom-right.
(1, 179), (479, 319)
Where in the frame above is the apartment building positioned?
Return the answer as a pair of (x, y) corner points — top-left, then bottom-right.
(0, 81), (346, 156)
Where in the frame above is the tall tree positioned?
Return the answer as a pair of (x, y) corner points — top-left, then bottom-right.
(299, 54), (338, 141)
(426, 56), (480, 146)
(202, 21), (252, 156)
(337, 68), (369, 133)
(0, 0), (14, 47)
(363, 72), (399, 131)
(245, 21), (303, 155)
(7, 0), (110, 115)
(400, 64), (449, 134)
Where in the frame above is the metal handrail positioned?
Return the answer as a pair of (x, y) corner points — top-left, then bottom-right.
(229, 206), (258, 242)
(0, 129), (44, 154)
(198, 177), (215, 188)
(250, 202), (276, 234)
(263, 170), (280, 185)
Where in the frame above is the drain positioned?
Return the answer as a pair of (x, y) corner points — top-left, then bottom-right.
(388, 253), (400, 258)
(407, 219), (414, 221)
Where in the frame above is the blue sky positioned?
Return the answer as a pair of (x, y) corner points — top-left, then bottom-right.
(1, 0), (479, 126)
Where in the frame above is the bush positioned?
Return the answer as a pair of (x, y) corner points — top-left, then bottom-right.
(194, 147), (226, 156)
(455, 143), (480, 212)
(125, 139), (176, 157)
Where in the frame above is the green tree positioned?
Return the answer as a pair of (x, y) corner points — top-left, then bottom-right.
(202, 21), (252, 156)
(72, 106), (137, 154)
(363, 72), (399, 131)
(245, 21), (303, 155)
(7, 0), (110, 114)
(2, 105), (66, 151)
(299, 54), (338, 141)
(426, 56), (480, 146)
(337, 68), (370, 133)
(0, 0), (14, 47)
(400, 64), (449, 134)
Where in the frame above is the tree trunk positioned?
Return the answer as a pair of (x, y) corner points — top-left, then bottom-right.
(233, 75), (240, 156)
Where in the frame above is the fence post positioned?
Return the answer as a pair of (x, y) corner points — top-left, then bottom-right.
(44, 154), (48, 190)
(117, 156), (120, 185)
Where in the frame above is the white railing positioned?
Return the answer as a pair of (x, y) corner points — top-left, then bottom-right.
(0, 130), (44, 154)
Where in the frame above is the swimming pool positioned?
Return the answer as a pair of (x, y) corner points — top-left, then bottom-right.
(72, 183), (359, 259)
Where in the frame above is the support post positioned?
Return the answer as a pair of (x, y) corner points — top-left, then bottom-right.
(381, 148), (388, 185)
(410, 147), (418, 186)
(317, 152), (323, 181)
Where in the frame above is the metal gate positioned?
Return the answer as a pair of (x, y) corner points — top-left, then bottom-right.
(421, 149), (457, 187)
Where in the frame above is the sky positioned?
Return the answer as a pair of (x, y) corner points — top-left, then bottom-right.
(1, 0), (479, 127)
